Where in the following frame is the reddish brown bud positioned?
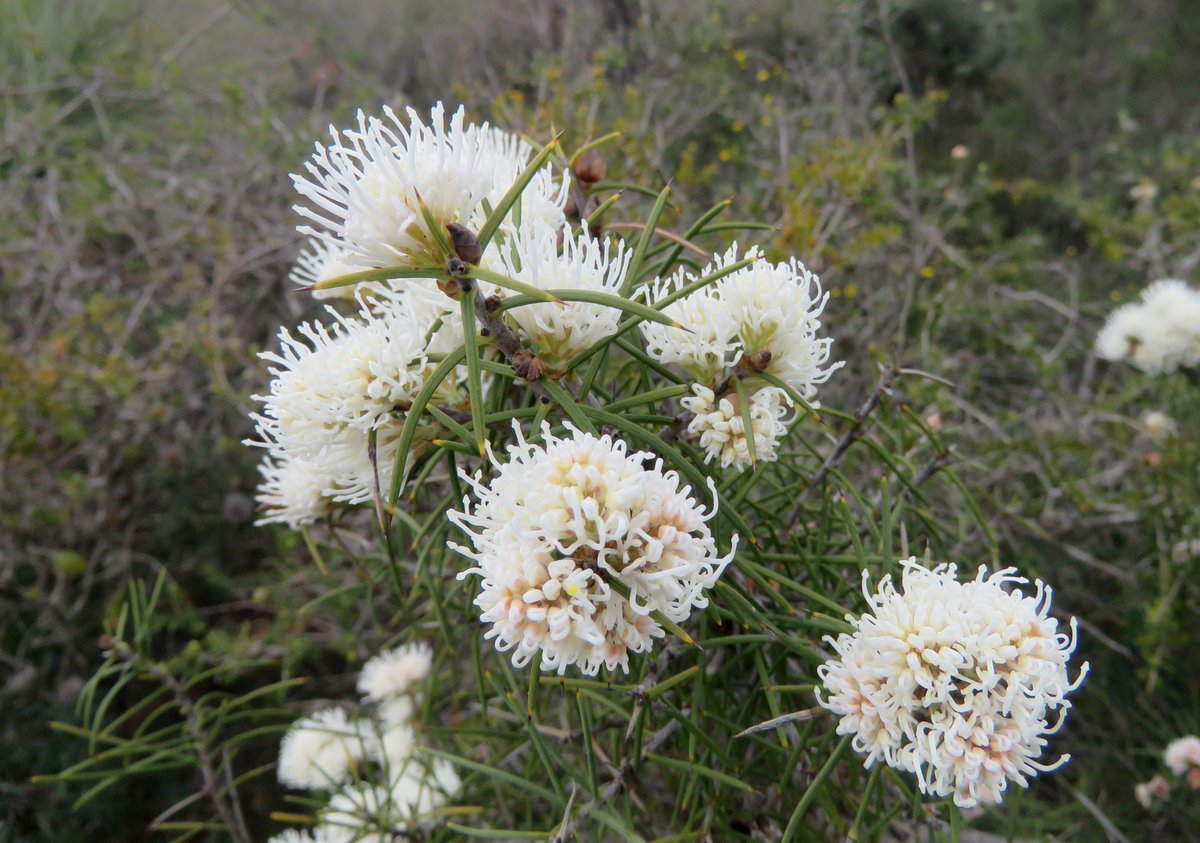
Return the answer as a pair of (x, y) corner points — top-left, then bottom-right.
(563, 192), (578, 217)
(572, 149), (607, 187)
(512, 349), (546, 382)
(446, 222), (483, 265)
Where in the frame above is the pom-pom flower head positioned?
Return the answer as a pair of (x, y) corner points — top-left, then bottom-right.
(1095, 279), (1200, 374)
(277, 707), (369, 790)
(358, 643), (433, 702)
(293, 102), (564, 272)
(640, 245), (843, 404)
(448, 423), (736, 675)
(816, 557), (1088, 808)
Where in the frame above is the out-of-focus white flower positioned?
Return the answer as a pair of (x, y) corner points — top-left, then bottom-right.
(1141, 410), (1177, 441)
(321, 783), (391, 842)
(449, 423), (736, 675)
(1135, 774), (1170, 809)
(498, 225), (631, 368)
(816, 558), (1088, 808)
(267, 830), (315, 843)
(377, 695), (416, 729)
(641, 244), (843, 403)
(681, 383), (789, 470)
(278, 708), (369, 790)
(254, 454), (334, 528)
(1129, 178), (1158, 203)
(1164, 735), (1200, 776)
(389, 756), (461, 818)
(293, 102), (564, 272)
(358, 643), (433, 701)
(1096, 279), (1200, 374)
(951, 144), (970, 160)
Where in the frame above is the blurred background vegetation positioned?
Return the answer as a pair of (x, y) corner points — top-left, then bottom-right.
(3, 0), (1199, 839)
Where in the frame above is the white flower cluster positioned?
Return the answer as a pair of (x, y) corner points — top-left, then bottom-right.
(640, 245), (842, 470)
(1095, 279), (1200, 374)
(448, 423), (736, 675)
(250, 102), (663, 523)
(272, 642), (461, 843)
(816, 558), (1088, 808)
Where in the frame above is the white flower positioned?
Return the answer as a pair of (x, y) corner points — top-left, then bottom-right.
(358, 643), (433, 701)
(1164, 735), (1200, 776)
(293, 102), (564, 272)
(254, 454), (335, 528)
(449, 423), (736, 675)
(278, 707), (369, 790)
(1096, 279), (1200, 374)
(680, 383), (789, 470)
(321, 783), (392, 842)
(268, 831), (315, 843)
(290, 238), (377, 301)
(1141, 410), (1177, 441)
(253, 300), (427, 440)
(248, 298), (436, 507)
(498, 225), (631, 368)
(640, 244), (843, 403)
(321, 756), (460, 835)
(389, 756), (461, 819)
(816, 558), (1088, 808)
(639, 247), (744, 382)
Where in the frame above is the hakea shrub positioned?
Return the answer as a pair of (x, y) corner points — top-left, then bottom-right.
(229, 101), (1092, 838)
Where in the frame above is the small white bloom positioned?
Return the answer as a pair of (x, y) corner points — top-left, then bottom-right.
(358, 643), (433, 701)
(1164, 735), (1200, 776)
(449, 423), (736, 675)
(681, 383), (789, 470)
(640, 244), (843, 403)
(293, 102), (564, 272)
(499, 225), (631, 368)
(816, 558), (1088, 808)
(278, 707), (369, 790)
(254, 454), (335, 528)
(1096, 279), (1200, 374)
(1140, 410), (1177, 441)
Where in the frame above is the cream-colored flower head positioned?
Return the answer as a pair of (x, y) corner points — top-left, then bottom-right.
(1096, 279), (1200, 374)
(293, 102), (564, 272)
(680, 384), (790, 471)
(449, 423), (736, 675)
(498, 224), (631, 369)
(816, 558), (1088, 808)
(277, 707), (369, 790)
(254, 454), (335, 528)
(640, 244), (843, 404)
(358, 643), (433, 702)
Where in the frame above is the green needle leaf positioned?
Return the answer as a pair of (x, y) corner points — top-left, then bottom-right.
(477, 131), (564, 250)
(460, 288), (487, 457)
